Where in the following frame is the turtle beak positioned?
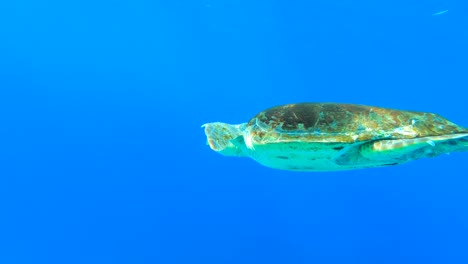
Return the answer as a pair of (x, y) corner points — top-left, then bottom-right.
(202, 122), (247, 157)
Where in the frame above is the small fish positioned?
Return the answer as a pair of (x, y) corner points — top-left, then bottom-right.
(432, 10), (448, 16)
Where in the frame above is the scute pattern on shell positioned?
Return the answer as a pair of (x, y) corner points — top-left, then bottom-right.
(246, 103), (468, 143)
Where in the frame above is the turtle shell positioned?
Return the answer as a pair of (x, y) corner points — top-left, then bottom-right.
(246, 103), (468, 144)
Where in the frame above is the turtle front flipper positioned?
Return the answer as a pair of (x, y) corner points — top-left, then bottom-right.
(360, 133), (468, 162)
(202, 122), (249, 157)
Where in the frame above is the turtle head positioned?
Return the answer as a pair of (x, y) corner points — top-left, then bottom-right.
(202, 122), (249, 157)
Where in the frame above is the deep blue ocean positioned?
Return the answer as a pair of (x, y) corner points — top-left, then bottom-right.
(1, 0), (468, 263)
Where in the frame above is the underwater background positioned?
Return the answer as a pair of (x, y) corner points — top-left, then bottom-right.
(1, 0), (468, 263)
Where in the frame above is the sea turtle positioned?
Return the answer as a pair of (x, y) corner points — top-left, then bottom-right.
(202, 103), (468, 172)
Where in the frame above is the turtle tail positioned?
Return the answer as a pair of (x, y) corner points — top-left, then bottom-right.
(201, 122), (248, 157)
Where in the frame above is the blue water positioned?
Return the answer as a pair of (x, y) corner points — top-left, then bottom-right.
(1, 1), (468, 263)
